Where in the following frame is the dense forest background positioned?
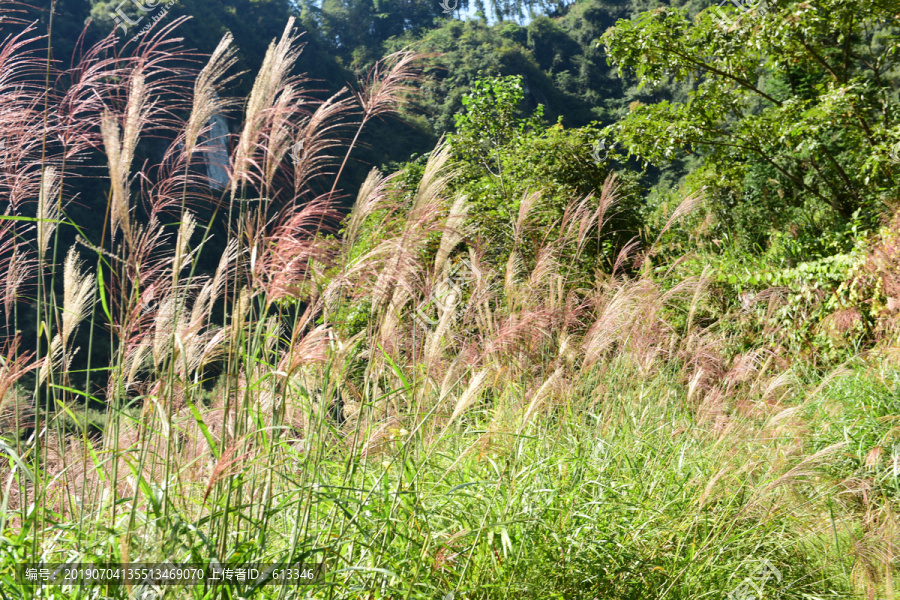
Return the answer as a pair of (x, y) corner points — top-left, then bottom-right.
(4, 0), (900, 375)
(18, 0), (706, 194)
(20, 0), (899, 259)
(3, 3), (900, 597)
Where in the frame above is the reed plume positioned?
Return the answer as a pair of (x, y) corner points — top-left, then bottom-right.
(447, 368), (491, 426)
(36, 167), (60, 260)
(61, 247), (94, 349)
(184, 33), (239, 158)
(101, 65), (149, 248)
(231, 18), (305, 195)
(329, 50), (428, 197)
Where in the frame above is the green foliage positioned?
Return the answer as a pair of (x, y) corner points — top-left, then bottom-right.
(809, 370), (900, 501)
(386, 20), (562, 133)
(383, 2), (673, 136)
(723, 253), (868, 362)
(295, 0), (451, 68)
(7, 4), (900, 599)
(447, 75), (643, 273)
(602, 0), (900, 254)
(449, 74), (546, 259)
(451, 74), (546, 166)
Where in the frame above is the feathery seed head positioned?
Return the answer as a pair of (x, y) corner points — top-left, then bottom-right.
(185, 33), (239, 157)
(62, 247), (94, 348)
(36, 167), (60, 260)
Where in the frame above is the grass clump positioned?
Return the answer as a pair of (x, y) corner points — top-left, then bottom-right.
(0, 10), (896, 600)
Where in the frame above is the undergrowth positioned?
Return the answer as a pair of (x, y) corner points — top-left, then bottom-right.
(0, 7), (897, 600)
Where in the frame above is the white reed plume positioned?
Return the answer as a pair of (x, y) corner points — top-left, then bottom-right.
(191, 239), (237, 326)
(424, 299), (457, 367)
(433, 194), (469, 277)
(519, 367), (563, 429)
(38, 335), (65, 385)
(173, 212), (197, 279)
(184, 33), (239, 158)
(513, 190), (540, 247)
(343, 169), (389, 253)
(231, 18), (304, 194)
(411, 143), (453, 217)
(649, 188), (706, 257)
(447, 368), (491, 426)
(36, 167), (60, 260)
(61, 248), (94, 349)
(264, 83), (299, 187)
(153, 295), (178, 367)
(100, 69), (151, 247)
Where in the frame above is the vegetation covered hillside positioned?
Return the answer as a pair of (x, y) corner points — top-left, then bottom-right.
(0, 0), (899, 599)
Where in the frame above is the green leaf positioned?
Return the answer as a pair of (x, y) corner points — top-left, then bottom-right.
(96, 267), (112, 322)
(186, 395), (219, 459)
(0, 439), (34, 483)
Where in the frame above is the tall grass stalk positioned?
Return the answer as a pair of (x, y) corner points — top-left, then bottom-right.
(0, 8), (896, 600)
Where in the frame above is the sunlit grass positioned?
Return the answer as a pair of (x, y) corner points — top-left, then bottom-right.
(0, 8), (897, 600)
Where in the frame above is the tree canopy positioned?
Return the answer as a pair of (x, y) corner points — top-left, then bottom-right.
(603, 0), (900, 253)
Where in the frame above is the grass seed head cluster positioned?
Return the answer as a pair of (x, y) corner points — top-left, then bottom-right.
(0, 7), (897, 599)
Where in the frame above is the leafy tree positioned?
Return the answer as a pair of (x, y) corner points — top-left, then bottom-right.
(385, 20), (560, 133)
(602, 0), (900, 255)
(384, 1), (702, 146)
(451, 74), (546, 167)
(448, 75), (642, 272)
(294, 0), (462, 68)
(86, 0), (342, 95)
